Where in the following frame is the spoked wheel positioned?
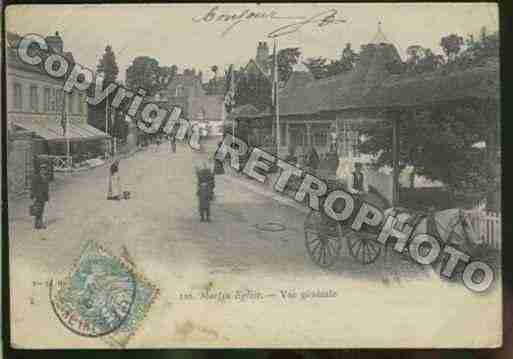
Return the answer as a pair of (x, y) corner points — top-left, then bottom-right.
(347, 234), (381, 265)
(304, 211), (342, 269)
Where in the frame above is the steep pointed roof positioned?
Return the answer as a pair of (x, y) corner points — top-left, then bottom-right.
(370, 22), (389, 45)
(281, 65), (315, 96)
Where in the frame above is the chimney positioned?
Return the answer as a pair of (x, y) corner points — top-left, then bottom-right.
(256, 41), (269, 71)
(45, 31), (63, 53)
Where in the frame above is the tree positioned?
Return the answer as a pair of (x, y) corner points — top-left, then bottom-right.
(206, 65), (219, 95)
(125, 56), (160, 95)
(267, 47), (301, 84)
(303, 57), (329, 79)
(339, 43), (358, 71)
(97, 45), (119, 85)
(404, 45), (444, 73)
(440, 34), (464, 61)
(303, 43), (358, 79)
(211, 65), (218, 77)
(358, 106), (496, 200)
(92, 45), (119, 133)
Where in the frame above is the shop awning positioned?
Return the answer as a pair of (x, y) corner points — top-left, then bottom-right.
(13, 118), (110, 142)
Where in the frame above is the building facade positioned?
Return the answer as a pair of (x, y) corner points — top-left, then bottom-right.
(6, 31), (108, 195)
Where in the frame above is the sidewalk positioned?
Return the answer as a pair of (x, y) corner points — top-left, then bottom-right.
(221, 165), (310, 215)
(9, 146), (144, 202)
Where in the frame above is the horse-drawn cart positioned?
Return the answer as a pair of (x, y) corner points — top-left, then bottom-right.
(301, 172), (390, 269)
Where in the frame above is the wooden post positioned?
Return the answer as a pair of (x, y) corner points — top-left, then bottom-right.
(306, 123), (311, 147)
(285, 121), (290, 149)
(392, 114), (400, 206)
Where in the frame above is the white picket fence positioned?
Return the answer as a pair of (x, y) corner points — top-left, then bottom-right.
(464, 209), (502, 250)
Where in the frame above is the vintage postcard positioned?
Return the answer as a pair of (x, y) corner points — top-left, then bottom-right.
(5, 3), (501, 348)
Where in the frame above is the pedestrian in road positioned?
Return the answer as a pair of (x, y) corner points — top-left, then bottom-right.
(196, 161), (214, 222)
(214, 142), (225, 175)
(107, 159), (122, 200)
(305, 145), (320, 174)
(31, 161), (50, 230)
(169, 134), (177, 153)
(285, 146), (298, 165)
(347, 162), (369, 195)
(154, 135), (162, 152)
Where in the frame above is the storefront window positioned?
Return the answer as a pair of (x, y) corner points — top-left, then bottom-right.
(30, 85), (39, 112)
(338, 122), (359, 158)
(44, 87), (51, 112)
(13, 83), (22, 110)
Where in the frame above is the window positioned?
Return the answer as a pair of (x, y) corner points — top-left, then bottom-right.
(314, 131), (327, 147)
(44, 87), (51, 112)
(175, 85), (183, 97)
(68, 92), (73, 113)
(339, 130), (359, 158)
(56, 89), (63, 111)
(29, 85), (39, 112)
(50, 88), (56, 111)
(13, 83), (22, 110)
(77, 93), (84, 114)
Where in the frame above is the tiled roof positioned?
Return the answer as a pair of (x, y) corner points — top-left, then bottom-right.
(240, 43), (499, 119)
(277, 43), (401, 115)
(6, 31), (78, 77)
(365, 58), (500, 108)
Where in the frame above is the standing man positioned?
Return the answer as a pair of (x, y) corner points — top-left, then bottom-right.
(347, 162), (369, 195)
(170, 134), (177, 153)
(31, 160), (50, 229)
(305, 145), (320, 174)
(196, 161), (214, 222)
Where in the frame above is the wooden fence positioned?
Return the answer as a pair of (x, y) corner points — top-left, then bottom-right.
(464, 209), (501, 250)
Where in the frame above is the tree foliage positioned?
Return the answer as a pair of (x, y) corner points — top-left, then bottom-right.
(126, 57), (176, 96)
(97, 45), (119, 85)
(229, 47), (301, 110)
(303, 43), (359, 79)
(267, 47), (301, 83)
(359, 29), (499, 203)
(359, 106), (496, 198)
(440, 34), (464, 61)
(91, 45), (120, 134)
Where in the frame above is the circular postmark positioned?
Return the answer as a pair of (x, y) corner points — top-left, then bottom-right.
(49, 255), (137, 337)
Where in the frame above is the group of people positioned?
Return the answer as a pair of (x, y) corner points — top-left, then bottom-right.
(286, 145), (369, 195)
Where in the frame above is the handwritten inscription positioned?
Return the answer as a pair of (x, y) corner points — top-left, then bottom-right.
(192, 6), (347, 38)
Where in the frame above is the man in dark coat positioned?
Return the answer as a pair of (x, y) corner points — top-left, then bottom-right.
(196, 162), (214, 222)
(170, 134), (177, 153)
(31, 162), (50, 229)
(305, 146), (320, 173)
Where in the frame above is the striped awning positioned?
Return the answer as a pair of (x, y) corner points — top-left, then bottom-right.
(13, 118), (109, 142)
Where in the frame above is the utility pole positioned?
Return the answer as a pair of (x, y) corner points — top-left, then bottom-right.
(61, 91), (71, 173)
(105, 91), (109, 159)
(273, 39), (280, 156)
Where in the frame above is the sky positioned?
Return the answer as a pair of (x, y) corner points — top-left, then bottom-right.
(6, 3), (499, 83)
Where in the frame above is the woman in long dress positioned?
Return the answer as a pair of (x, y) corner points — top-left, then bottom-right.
(107, 159), (122, 200)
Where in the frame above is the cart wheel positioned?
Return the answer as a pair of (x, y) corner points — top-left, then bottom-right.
(304, 211), (342, 269)
(348, 235), (381, 265)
